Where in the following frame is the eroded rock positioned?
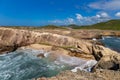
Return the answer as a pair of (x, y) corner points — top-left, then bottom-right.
(35, 69), (120, 80)
(0, 27), (119, 61)
(92, 54), (120, 71)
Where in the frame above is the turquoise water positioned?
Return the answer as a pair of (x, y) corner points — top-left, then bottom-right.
(100, 37), (120, 52)
(0, 49), (70, 80)
(0, 49), (97, 80)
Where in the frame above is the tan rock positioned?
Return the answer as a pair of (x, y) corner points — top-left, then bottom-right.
(19, 44), (70, 56)
(92, 53), (120, 71)
(35, 69), (120, 80)
(0, 27), (119, 61)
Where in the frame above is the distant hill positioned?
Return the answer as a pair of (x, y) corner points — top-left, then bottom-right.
(39, 25), (68, 29)
(0, 25), (68, 30)
(1, 20), (120, 30)
(69, 20), (120, 30)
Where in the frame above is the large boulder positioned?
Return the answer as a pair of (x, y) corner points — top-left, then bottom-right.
(92, 45), (118, 61)
(92, 54), (120, 71)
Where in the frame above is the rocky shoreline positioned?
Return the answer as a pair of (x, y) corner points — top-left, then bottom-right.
(0, 27), (120, 80)
(35, 69), (120, 80)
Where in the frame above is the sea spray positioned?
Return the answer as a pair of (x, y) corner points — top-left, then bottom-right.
(0, 49), (97, 80)
(55, 55), (97, 72)
(0, 49), (70, 80)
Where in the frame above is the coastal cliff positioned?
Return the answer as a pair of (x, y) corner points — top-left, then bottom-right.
(0, 27), (120, 80)
(0, 27), (119, 60)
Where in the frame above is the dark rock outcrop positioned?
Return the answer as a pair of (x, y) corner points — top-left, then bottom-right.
(92, 54), (120, 71)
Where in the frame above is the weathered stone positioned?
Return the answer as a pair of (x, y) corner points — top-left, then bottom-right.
(35, 69), (120, 80)
(1, 27), (120, 80)
(0, 27), (119, 61)
(92, 45), (118, 61)
(92, 54), (120, 71)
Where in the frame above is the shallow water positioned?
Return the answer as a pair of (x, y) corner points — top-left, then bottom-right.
(0, 49), (97, 80)
(100, 36), (120, 52)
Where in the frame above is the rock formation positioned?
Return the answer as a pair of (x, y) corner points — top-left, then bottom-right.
(35, 69), (120, 80)
(92, 54), (120, 71)
(0, 27), (119, 60)
(0, 27), (120, 80)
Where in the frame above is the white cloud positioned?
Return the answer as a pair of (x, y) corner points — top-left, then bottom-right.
(49, 18), (75, 25)
(66, 18), (75, 24)
(99, 12), (109, 18)
(115, 12), (120, 17)
(96, 14), (101, 18)
(49, 12), (110, 25)
(50, 20), (63, 24)
(89, 0), (120, 10)
(75, 12), (110, 25)
(76, 13), (83, 20)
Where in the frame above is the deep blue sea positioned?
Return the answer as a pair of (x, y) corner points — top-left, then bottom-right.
(100, 36), (120, 52)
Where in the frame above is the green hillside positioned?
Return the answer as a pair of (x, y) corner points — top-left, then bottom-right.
(1, 25), (68, 30)
(70, 20), (120, 30)
(1, 20), (120, 30)
(39, 25), (68, 29)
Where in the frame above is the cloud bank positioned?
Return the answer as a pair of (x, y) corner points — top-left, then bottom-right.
(89, 0), (120, 11)
(48, 1), (120, 25)
(49, 12), (111, 25)
(115, 12), (120, 17)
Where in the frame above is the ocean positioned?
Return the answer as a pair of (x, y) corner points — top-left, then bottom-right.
(100, 36), (120, 52)
(0, 49), (96, 80)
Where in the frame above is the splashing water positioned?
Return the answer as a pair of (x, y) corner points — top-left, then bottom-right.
(0, 49), (97, 80)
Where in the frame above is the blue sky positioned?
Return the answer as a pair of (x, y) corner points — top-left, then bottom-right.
(0, 0), (120, 26)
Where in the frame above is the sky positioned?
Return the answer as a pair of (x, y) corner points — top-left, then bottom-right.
(0, 0), (120, 26)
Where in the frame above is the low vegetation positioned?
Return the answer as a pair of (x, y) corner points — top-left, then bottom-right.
(1, 19), (120, 30)
(0, 25), (68, 30)
(69, 20), (120, 30)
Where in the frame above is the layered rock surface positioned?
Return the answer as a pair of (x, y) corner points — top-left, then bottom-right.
(0, 27), (119, 60)
(35, 29), (120, 39)
(92, 54), (120, 71)
(35, 69), (120, 80)
(0, 27), (120, 80)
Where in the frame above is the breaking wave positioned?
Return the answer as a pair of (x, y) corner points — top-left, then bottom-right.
(0, 49), (97, 80)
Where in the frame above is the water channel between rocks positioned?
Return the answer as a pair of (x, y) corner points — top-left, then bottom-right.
(100, 36), (120, 52)
(0, 49), (97, 80)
